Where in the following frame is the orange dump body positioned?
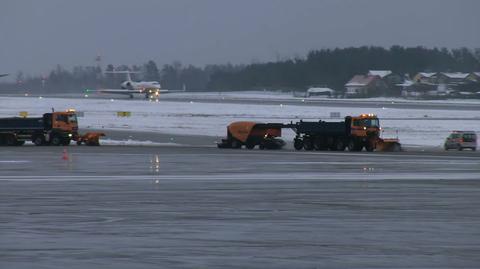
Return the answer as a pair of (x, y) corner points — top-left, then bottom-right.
(228, 122), (282, 142)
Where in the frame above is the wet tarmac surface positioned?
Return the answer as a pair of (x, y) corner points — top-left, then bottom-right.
(1, 145), (480, 268)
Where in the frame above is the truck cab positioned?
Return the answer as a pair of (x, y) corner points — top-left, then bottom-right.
(44, 112), (78, 133)
(349, 114), (380, 138)
(345, 114), (383, 151)
(44, 111), (79, 145)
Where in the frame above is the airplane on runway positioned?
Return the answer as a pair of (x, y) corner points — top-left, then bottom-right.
(93, 71), (180, 99)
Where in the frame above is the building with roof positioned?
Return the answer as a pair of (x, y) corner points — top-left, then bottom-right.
(398, 71), (480, 99)
(467, 72), (480, 82)
(306, 87), (335, 97)
(368, 70), (392, 78)
(437, 72), (473, 85)
(344, 75), (387, 97)
(413, 72), (438, 84)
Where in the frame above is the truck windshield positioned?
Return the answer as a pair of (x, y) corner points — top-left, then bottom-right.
(363, 118), (379, 127)
(68, 114), (77, 123)
(353, 118), (379, 127)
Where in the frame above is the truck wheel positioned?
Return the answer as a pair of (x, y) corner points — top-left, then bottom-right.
(348, 141), (362, 152)
(15, 140), (25, 146)
(335, 139), (345, 151)
(347, 140), (356, 151)
(33, 135), (45, 146)
(246, 142), (255, 149)
(293, 138), (303, 150)
(50, 135), (62, 146)
(303, 138), (313, 151)
(314, 138), (325, 151)
(365, 143), (374, 152)
(392, 143), (402, 152)
(231, 139), (242, 149)
(5, 135), (17, 146)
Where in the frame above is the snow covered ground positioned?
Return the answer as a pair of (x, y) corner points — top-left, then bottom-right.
(0, 96), (479, 147)
(162, 90), (480, 105)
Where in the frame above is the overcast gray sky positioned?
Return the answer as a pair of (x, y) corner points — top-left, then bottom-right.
(1, 0), (479, 77)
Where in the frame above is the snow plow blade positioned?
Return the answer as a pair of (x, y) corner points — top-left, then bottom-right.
(75, 132), (105, 146)
(376, 138), (402, 152)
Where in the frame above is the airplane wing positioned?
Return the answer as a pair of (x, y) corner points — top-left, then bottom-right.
(157, 89), (187, 93)
(97, 89), (141, 94)
(0, 74), (9, 78)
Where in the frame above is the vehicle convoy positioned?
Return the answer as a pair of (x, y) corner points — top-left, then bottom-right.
(218, 114), (401, 152)
(0, 110), (104, 146)
(444, 131), (477, 151)
(290, 114), (401, 152)
(217, 121), (286, 149)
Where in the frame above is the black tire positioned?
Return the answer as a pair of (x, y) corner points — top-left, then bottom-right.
(62, 139), (71, 146)
(314, 137), (326, 151)
(335, 139), (346, 151)
(231, 139), (242, 149)
(348, 140), (362, 152)
(33, 135), (45, 146)
(259, 143), (265, 150)
(5, 135), (17, 146)
(50, 135), (62, 146)
(76, 141), (82, 146)
(458, 147), (463, 151)
(293, 138), (303, 150)
(246, 143), (255, 149)
(392, 143), (402, 152)
(365, 144), (374, 152)
(303, 137), (313, 151)
(15, 140), (25, 146)
(347, 140), (356, 151)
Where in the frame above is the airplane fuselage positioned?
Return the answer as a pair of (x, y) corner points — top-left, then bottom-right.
(121, 81), (161, 91)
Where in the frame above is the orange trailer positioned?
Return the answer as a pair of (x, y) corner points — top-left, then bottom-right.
(217, 121), (285, 149)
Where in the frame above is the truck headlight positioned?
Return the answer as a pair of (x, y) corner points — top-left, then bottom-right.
(68, 133), (73, 137)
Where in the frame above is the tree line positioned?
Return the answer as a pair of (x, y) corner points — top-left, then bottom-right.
(0, 60), (242, 93)
(1, 46), (479, 94)
(208, 46), (480, 92)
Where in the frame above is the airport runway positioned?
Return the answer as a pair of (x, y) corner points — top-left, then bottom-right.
(1, 145), (480, 269)
(3, 93), (480, 111)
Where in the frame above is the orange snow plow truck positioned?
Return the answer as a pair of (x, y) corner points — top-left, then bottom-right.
(290, 114), (401, 152)
(218, 114), (401, 152)
(0, 110), (104, 146)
